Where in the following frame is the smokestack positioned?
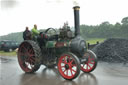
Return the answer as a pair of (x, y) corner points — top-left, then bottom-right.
(73, 6), (80, 36)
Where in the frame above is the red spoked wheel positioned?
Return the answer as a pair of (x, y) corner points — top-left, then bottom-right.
(81, 50), (97, 73)
(58, 52), (80, 80)
(17, 40), (41, 73)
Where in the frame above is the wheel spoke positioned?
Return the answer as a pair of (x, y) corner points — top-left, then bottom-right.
(61, 65), (65, 68)
(61, 59), (65, 63)
(89, 58), (95, 61)
(28, 48), (33, 54)
(25, 66), (30, 71)
(83, 63), (86, 68)
(64, 57), (67, 64)
(28, 54), (35, 57)
(29, 59), (32, 65)
(72, 68), (76, 73)
(22, 45), (28, 52)
(71, 64), (76, 67)
(87, 63), (89, 71)
(29, 57), (35, 64)
(70, 69), (73, 76)
(88, 64), (91, 69)
(66, 70), (68, 76)
(89, 61), (95, 64)
(70, 59), (74, 64)
(67, 56), (71, 62)
(63, 69), (67, 73)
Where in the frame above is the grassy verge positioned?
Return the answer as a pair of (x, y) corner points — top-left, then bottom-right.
(86, 38), (105, 44)
(0, 51), (17, 56)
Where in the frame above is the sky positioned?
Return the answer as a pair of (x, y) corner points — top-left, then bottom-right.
(0, 0), (128, 36)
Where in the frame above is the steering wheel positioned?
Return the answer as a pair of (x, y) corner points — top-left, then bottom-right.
(44, 28), (57, 36)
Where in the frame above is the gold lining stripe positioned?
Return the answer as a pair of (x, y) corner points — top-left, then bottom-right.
(74, 8), (80, 10)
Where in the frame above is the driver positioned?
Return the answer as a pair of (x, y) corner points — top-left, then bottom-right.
(31, 24), (40, 40)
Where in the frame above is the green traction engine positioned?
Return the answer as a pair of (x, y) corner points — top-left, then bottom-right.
(17, 6), (98, 80)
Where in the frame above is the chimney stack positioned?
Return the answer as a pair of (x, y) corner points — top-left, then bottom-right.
(73, 6), (80, 36)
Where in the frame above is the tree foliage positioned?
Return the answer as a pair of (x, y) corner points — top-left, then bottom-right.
(0, 17), (128, 42)
(121, 17), (128, 25)
(80, 17), (128, 39)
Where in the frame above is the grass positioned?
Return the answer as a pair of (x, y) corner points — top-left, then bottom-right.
(86, 38), (105, 44)
(0, 51), (17, 56)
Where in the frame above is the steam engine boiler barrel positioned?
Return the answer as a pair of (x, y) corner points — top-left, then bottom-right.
(73, 6), (80, 36)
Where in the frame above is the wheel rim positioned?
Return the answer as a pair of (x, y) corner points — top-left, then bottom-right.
(18, 42), (36, 72)
(58, 54), (78, 79)
(81, 53), (96, 72)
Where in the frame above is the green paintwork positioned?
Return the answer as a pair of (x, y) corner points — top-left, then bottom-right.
(45, 40), (71, 48)
(45, 41), (56, 48)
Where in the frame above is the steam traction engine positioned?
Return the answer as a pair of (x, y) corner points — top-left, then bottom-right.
(17, 6), (98, 80)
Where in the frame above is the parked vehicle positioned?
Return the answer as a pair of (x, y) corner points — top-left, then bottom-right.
(0, 40), (19, 52)
(0, 41), (2, 51)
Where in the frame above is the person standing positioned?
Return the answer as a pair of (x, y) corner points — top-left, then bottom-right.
(23, 27), (31, 40)
(31, 24), (39, 40)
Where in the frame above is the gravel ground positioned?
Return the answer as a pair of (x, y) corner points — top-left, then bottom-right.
(92, 38), (128, 63)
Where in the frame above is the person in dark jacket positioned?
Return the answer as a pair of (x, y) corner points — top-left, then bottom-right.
(23, 27), (31, 40)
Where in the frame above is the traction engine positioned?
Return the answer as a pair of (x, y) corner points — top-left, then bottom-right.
(17, 6), (98, 80)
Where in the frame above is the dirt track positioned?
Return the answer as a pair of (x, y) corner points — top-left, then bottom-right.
(0, 56), (128, 85)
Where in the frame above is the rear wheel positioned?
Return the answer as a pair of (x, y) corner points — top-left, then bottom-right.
(17, 40), (41, 73)
(57, 52), (80, 80)
(81, 50), (97, 73)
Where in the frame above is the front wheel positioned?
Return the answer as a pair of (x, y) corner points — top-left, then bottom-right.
(81, 50), (97, 73)
(57, 52), (81, 80)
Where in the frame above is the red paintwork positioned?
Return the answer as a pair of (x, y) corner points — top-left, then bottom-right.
(55, 42), (65, 47)
(18, 43), (36, 72)
(81, 56), (95, 72)
(58, 54), (77, 79)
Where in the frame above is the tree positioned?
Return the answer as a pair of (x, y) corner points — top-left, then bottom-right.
(121, 17), (128, 25)
(100, 21), (110, 26)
